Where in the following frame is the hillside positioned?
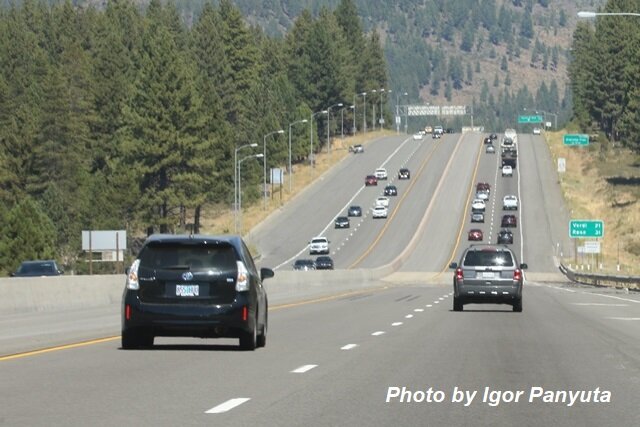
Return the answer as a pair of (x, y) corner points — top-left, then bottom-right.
(74, 0), (607, 129)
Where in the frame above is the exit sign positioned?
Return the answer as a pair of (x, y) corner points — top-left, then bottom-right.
(569, 220), (604, 238)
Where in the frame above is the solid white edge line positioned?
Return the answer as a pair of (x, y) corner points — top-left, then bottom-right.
(205, 398), (251, 414)
(291, 364), (318, 373)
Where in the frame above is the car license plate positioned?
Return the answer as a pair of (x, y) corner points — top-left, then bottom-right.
(481, 272), (495, 279)
(176, 284), (199, 297)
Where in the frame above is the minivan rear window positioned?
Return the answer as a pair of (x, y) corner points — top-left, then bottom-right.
(463, 251), (514, 267)
(139, 242), (237, 271)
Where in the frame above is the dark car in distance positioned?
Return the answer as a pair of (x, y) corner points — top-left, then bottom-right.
(398, 168), (410, 179)
(468, 229), (483, 241)
(121, 234), (274, 351)
(497, 229), (514, 244)
(384, 185), (398, 196)
(348, 205), (362, 217)
(315, 256), (334, 270)
(365, 175), (378, 186)
(501, 214), (517, 227)
(11, 260), (63, 277)
(450, 244), (527, 312)
(334, 216), (350, 229)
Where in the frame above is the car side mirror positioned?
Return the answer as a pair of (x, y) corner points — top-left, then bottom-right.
(520, 263), (528, 270)
(449, 262), (458, 269)
(260, 268), (275, 281)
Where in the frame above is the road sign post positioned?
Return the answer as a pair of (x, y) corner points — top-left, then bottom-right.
(563, 134), (589, 146)
(569, 220), (604, 238)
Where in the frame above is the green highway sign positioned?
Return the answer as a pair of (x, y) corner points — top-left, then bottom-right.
(518, 115), (543, 124)
(563, 134), (589, 146)
(569, 220), (604, 238)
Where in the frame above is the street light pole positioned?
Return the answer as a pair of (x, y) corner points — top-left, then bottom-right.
(263, 129), (284, 210)
(310, 110), (328, 169)
(371, 90), (377, 131)
(326, 102), (343, 154)
(238, 153), (263, 235)
(362, 92), (367, 133)
(380, 89), (390, 130)
(288, 119), (308, 192)
(234, 143), (257, 233)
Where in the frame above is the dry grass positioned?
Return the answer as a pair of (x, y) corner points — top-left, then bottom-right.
(546, 131), (640, 274)
(199, 130), (395, 236)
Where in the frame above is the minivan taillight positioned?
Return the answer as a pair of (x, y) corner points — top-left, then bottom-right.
(455, 268), (464, 280)
(513, 269), (522, 282)
(236, 261), (249, 292)
(126, 259), (141, 290)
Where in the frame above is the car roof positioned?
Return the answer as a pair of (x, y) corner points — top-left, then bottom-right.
(144, 234), (242, 247)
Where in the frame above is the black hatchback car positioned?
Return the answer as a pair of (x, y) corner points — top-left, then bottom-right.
(121, 234), (274, 351)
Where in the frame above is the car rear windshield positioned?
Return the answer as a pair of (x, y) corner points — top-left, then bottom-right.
(138, 242), (237, 271)
(463, 251), (514, 267)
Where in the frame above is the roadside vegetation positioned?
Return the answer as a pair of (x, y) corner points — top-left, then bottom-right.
(546, 130), (639, 275)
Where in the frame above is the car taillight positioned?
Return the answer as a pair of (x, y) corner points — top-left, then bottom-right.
(236, 261), (249, 292)
(126, 259), (140, 290)
(455, 268), (464, 280)
(513, 269), (522, 281)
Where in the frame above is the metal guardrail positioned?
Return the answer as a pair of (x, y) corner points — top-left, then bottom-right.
(559, 263), (640, 290)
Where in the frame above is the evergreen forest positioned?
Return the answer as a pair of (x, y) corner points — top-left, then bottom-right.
(0, 0), (388, 274)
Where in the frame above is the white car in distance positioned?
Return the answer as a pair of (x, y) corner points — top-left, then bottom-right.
(471, 199), (486, 212)
(503, 195), (518, 210)
(374, 168), (388, 180)
(372, 206), (388, 218)
(375, 196), (390, 208)
(502, 165), (513, 177)
(309, 237), (330, 255)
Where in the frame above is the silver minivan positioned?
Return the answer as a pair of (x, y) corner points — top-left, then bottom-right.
(449, 245), (527, 312)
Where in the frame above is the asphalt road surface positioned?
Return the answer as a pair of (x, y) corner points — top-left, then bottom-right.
(1, 132), (638, 426)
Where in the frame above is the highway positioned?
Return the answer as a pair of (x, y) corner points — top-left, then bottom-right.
(1, 131), (639, 426)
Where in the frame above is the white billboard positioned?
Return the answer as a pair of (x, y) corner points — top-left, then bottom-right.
(82, 230), (127, 251)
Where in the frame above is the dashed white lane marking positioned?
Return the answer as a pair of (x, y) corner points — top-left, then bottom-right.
(291, 365), (318, 373)
(438, 297), (444, 301)
(405, 314), (413, 318)
(571, 303), (628, 307)
(414, 308), (424, 312)
(372, 331), (385, 336)
(341, 344), (358, 350)
(434, 301), (440, 304)
(443, 295), (450, 298)
(391, 322), (403, 326)
(605, 317), (640, 321)
(426, 304), (433, 308)
(205, 398), (251, 414)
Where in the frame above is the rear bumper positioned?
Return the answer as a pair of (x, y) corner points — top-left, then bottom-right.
(454, 282), (522, 304)
(122, 292), (255, 338)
